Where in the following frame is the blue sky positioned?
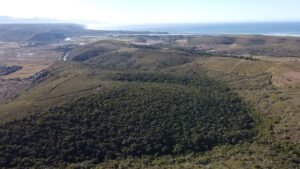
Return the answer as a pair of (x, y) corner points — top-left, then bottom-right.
(0, 0), (300, 25)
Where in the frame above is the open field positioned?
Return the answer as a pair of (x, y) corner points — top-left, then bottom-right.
(195, 56), (300, 86)
(0, 43), (63, 78)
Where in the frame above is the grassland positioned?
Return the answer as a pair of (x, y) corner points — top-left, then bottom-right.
(173, 56), (300, 143)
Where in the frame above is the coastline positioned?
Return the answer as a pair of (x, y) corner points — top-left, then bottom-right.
(87, 22), (300, 37)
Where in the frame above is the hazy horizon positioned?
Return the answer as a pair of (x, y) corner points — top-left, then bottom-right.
(1, 0), (300, 28)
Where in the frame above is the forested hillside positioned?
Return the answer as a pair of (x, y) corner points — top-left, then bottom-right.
(0, 71), (254, 168)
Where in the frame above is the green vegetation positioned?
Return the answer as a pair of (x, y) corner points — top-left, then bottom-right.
(0, 72), (253, 168)
(0, 65), (22, 76)
(93, 142), (299, 169)
(0, 37), (300, 168)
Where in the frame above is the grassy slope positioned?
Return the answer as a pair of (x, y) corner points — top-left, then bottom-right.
(191, 57), (300, 142)
(0, 62), (116, 123)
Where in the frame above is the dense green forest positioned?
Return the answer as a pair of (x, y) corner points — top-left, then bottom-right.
(0, 72), (254, 168)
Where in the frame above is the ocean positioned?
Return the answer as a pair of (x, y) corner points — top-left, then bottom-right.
(101, 22), (300, 36)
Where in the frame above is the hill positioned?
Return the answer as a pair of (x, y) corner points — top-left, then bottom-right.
(0, 24), (168, 42)
(0, 72), (254, 168)
(0, 24), (84, 42)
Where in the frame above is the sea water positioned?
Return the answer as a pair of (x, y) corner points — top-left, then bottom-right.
(105, 22), (300, 36)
